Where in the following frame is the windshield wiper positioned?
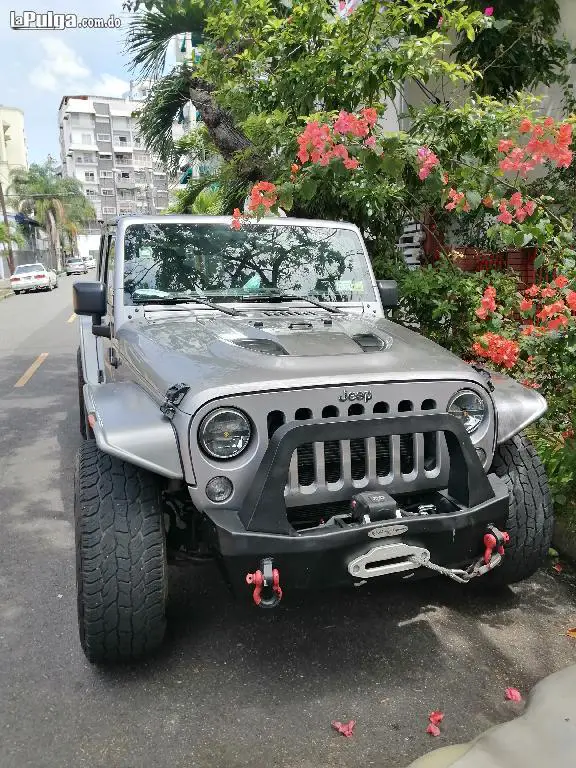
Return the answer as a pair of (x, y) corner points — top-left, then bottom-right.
(132, 293), (241, 317)
(236, 290), (343, 314)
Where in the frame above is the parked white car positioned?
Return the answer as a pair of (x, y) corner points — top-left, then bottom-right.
(82, 256), (97, 270)
(66, 258), (88, 276)
(10, 263), (58, 294)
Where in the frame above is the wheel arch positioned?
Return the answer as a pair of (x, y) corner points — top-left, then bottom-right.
(84, 381), (184, 480)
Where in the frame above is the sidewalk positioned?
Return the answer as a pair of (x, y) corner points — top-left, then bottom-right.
(0, 278), (13, 301)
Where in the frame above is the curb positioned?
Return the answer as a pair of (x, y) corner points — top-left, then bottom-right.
(552, 516), (576, 563)
(0, 289), (13, 301)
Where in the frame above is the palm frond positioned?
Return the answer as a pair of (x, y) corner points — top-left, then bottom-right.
(136, 66), (194, 163)
(126, 3), (205, 80)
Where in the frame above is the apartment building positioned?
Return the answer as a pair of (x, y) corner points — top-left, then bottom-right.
(0, 105), (28, 203)
(58, 93), (171, 223)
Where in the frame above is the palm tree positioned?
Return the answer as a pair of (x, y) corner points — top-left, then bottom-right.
(10, 160), (95, 271)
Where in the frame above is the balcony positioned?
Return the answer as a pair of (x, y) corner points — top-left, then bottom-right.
(113, 141), (133, 152)
(114, 158), (134, 167)
(116, 176), (135, 189)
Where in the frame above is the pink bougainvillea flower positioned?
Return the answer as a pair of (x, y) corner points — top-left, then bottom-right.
(566, 290), (576, 311)
(426, 723), (441, 737)
(498, 139), (515, 153)
(525, 284), (540, 297)
(497, 210), (514, 225)
(520, 299), (533, 312)
(509, 192), (523, 209)
(505, 688), (522, 702)
(472, 333), (520, 369)
(540, 286), (556, 298)
(519, 119), (533, 134)
(437, 15), (443, 27)
(484, 6), (494, 16)
(231, 208), (242, 230)
(331, 720), (356, 738)
(429, 711), (444, 726)
(523, 200), (536, 216)
(343, 157), (360, 170)
(548, 316), (569, 331)
(554, 275), (570, 289)
(364, 135), (376, 149)
(360, 107), (378, 127)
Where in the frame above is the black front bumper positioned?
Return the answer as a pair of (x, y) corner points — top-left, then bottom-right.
(202, 414), (509, 591)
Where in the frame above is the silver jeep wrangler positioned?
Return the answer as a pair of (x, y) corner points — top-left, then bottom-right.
(73, 215), (553, 664)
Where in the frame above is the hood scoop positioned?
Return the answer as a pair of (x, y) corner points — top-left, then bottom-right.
(231, 338), (289, 356)
(352, 333), (390, 353)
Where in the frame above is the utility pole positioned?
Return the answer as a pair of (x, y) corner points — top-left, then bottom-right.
(0, 182), (15, 275)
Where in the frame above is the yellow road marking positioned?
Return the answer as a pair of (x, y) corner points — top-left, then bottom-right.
(14, 353), (49, 388)
(67, 313), (77, 323)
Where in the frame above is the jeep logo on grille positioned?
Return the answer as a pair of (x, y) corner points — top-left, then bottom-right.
(339, 389), (373, 403)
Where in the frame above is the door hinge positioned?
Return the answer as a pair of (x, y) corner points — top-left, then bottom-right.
(160, 383), (190, 419)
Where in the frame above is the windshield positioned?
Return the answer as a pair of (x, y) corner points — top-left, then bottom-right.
(122, 222), (376, 305)
(15, 264), (43, 274)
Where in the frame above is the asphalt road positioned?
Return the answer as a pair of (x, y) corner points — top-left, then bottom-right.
(1, 277), (575, 768)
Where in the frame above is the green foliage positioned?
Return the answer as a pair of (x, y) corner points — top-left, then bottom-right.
(454, 0), (574, 101)
(0, 222), (25, 248)
(393, 255), (520, 357)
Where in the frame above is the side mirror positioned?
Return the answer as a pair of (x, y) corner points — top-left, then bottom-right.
(73, 281), (106, 316)
(73, 282), (110, 338)
(377, 279), (398, 309)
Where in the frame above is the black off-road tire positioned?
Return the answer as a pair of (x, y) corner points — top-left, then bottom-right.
(75, 441), (168, 663)
(485, 433), (554, 586)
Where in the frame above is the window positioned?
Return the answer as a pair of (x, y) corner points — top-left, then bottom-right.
(122, 223), (377, 306)
(99, 170), (113, 178)
(76, 156), (84, 164)
(102, 207), (116, 214)
(97, 133), (111, 142)
(85, 189), (98, 197)
(101, 188), (114, 196)
(120, 172), (131, 179)
(96, 116), (109, 124)
(85, 171), (95, 181)
(82, 133), (93, 144)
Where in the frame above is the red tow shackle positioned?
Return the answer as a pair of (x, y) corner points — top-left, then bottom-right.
(483, 525), (510, 564)
(246, 558), (282, 608)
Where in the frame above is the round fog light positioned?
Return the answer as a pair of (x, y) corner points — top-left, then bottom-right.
(206, 476), (233, 503)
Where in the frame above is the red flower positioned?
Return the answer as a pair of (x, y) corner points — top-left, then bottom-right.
(548, 316), (569, 331)
(426, 723), (441, 737)
(566, 290), (576, 311)
(472, 333), (519, 369)
(360, 107), (378, 127)
(519, 298), (533, 312)
(417, 147), (439, 180)
(331, 720), (356, 738)
(290, 163), (300, 174)
(554, 275), (570, 289)
(510, 192), (523, 209)
(230, 208), (242, 230)
(519, 119), (533, 134)
(344, 157), (360, 170)
(364, 135), (376, 149)
(484, 6), (494, 16)
(248, 181), (278, 213)
(498, 139), (514, 153)
(505, 688), (522, 702)
(482, 195), (493, 208)
(521, 324), (536, 336)
(523, 200), (536, 216)
(541, 286), (556, 298)
(429, 711), (444, 726)
(525, 284), (540, 297)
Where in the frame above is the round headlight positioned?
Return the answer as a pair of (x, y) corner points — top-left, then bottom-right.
(199, 408), (252, 459)
(447, 390), (487, 434)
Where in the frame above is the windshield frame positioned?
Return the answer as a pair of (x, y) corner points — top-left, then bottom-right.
(116, 215), (381, 316)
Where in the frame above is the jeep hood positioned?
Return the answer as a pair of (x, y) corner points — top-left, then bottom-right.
(116, 309), (488, 414)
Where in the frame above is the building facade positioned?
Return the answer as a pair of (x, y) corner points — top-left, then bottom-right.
(58, 94), (171, 223)
(0, 105), (28, 206)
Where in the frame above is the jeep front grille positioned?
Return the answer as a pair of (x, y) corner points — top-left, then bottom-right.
(265, 396), (443, 510)
(188, 381), (495, 529)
